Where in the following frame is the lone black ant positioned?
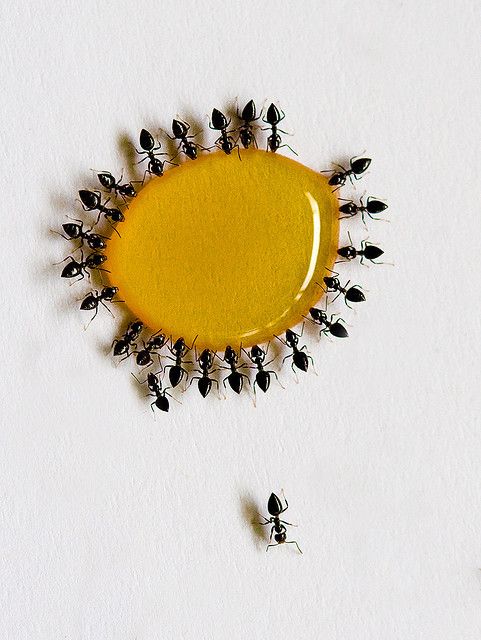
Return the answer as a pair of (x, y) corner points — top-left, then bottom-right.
(275, 328), (312, 373)
(54, 219), (108, 251)
(258, 492), (302, 554)
(262, 103), (297, 155)
(243, 344), (280, 394)
(322, 156), (371, 189)
(308, 307), (349, 338)
(209, 108), (240, 157)
(322, 272), (366, 307)
(237, 99), (260, 149)
(78, 190), (124, 227)
(189, 348), (219, 397)
(112, 320), (144, 358)
(339, 195), (388, 222)
(97, 171), (137, 200)
(221, 345), (249, 394)
(136, 128), (177, 178)
(164, 337), (194, 388)
(170, 119), (207, 160)
(337, 232), (384, 264)
(59, 250), (108, 283)
(131, 331), (167, 368)
(80, 286), (122, 326)
(132, 371), (172, 413)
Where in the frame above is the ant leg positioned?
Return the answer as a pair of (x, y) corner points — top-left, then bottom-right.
(286, 540), (303, 554)
(281, 353), (293, 365)
(267, 370), (284, 389)
(83, 305), (99, 331)
(99, 300), (115, 317)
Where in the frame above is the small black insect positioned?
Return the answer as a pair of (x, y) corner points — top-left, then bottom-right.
(59, 250), (108, 283)
(337, 235), (384, 264)
(133, 371), (172, 413)
(209, 108), (239, 157)
(136, 128), (177, 178)
(322, 273), (366, 307)
(237, 99), (259, 149)
(54, 219), (108, 251)
(97, 171), (137, 199)
(323, 156), (371, 189)
(78, 189), (124, 226)
(276, 328), (312, 373)
(170, 119), (206, 160)
(243, 344), (280, 394)
(339, 195), (388, 223)
(258, 492), (302, 554)
(262, 103), (297, 155)
(308, 307), (349, 338)
(222, 345), (249, 394)
(164, 337), (194, 388)
(189, 348), (219, 397)
(132, 331), (167, 368)
(80, 286), (121, 326)
(112, 320), (144, 358)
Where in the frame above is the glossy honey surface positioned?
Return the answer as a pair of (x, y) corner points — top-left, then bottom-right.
(107, 149), (339, 350)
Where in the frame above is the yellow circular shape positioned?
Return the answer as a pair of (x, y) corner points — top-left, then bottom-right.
(107, 149), (339, 350)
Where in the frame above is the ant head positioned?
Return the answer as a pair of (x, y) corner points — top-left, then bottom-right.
(102, 286), (118, 300)
(211, 108), (228, 130)
(241, 99), (257, 122)
(97, 172), (115, 189)
(172, 337), (185, 352)
(198, 348), (213, 368)
(88, 234), (107, 250)
(267, 492), (282, 516)
(79, 189), (99, 209)
(106, 208), (124, 223)
(328, 173), (344, 187)
(62, 222), (81, 238)
(150, 159), (164, 176)
(139, 128), (155, 151)
(323, 276), (339, 289)
(265, 103), (281, 125)
(224, 345), (237, 363)
(339, 201), (357, 215)
(130, 321), (143, 335)
(350, 157), (371, 175)
(337, 245), (356, 260)
(86, 253), (107, 267)
(309, 307), (327, 323)
(250, 344), (264, 359)
(285, 329), (298, 347)
(150, 334), (167, 349)
(172, 119), (188, 138)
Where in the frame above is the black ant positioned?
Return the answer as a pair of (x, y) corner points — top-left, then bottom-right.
(132, 371), (172, 413)
(112, 320), (144, 358)
(59, 250), (108, 283)
(170, 119), (207, 160)
(262, 103), (297, 155)
(322, 272), (366, 307)
(337, 233), (384, 264)
(54, 219), (108, 252)
(308, 307), (349, 338)
(80, 286), (122, 326)
(97, 171), (137, 200)
(164, 337), (194, 388)
(339, 195), (388, 222)
(209, 108), (240, 157)
(136, 128), (177, 178)
(78, 190), (124, 228)
(258, 492), (302, 554)
(237, 99), (260, 149)
(221, 345), (249, 394)
(242, 344), (280, 394)
(189, 348), (219, 397)
(322, 156), (371, 189)
(275, 328), (312, 373)
(131, 331), (167, 368)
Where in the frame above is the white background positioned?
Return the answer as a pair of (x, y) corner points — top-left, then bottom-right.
(1, 1), (481, 638)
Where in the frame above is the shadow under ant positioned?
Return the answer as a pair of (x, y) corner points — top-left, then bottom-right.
(240, 493), (267, 549)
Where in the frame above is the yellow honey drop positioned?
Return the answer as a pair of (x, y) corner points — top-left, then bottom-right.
(107, 149), (339, 351)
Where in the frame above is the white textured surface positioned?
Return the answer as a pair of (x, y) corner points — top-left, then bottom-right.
(1, 1), (481, 638)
